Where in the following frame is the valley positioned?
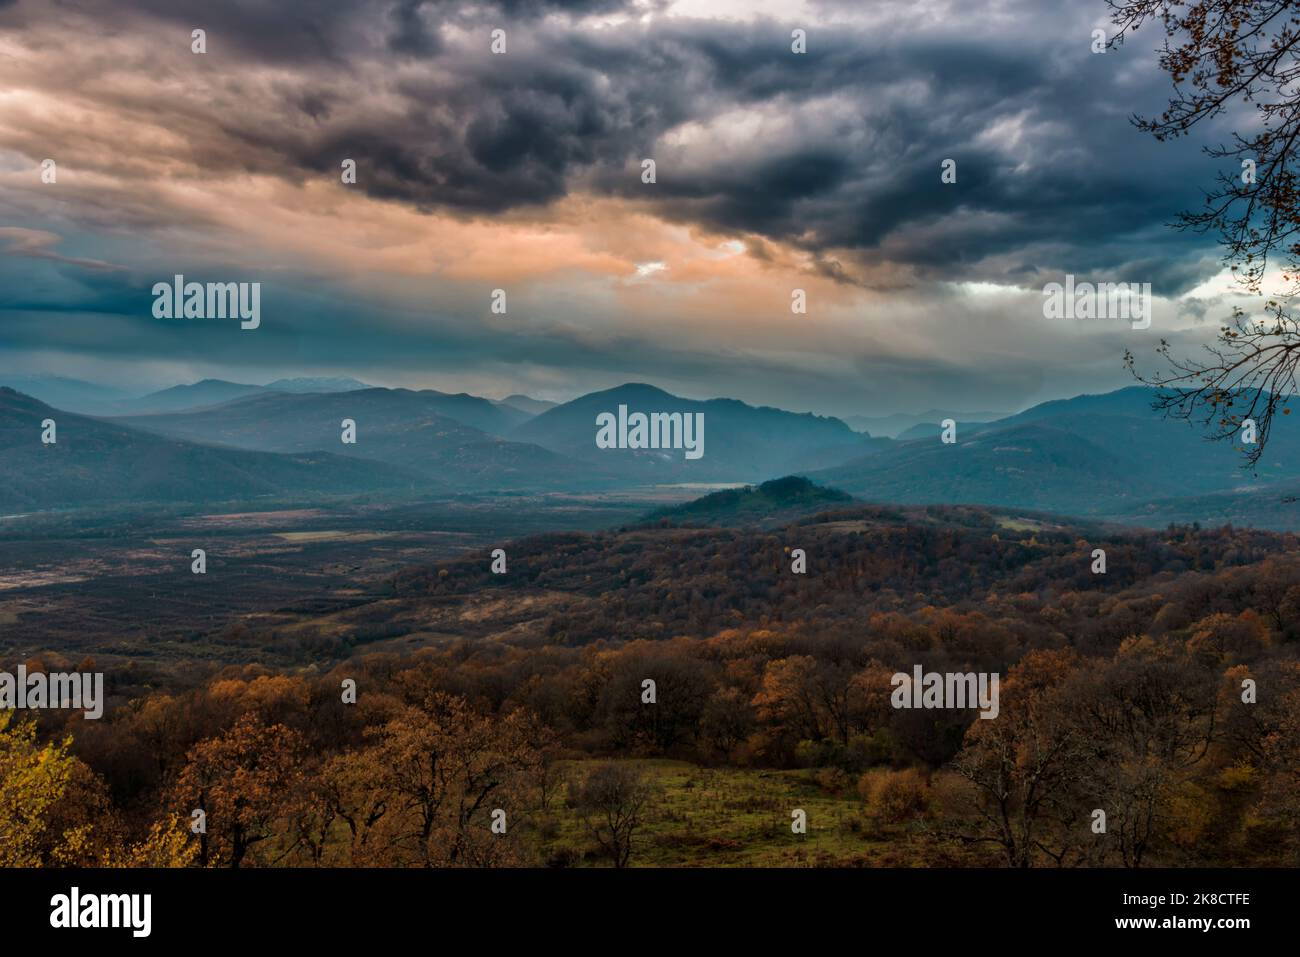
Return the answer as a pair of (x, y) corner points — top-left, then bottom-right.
(0, 493), (656, 668)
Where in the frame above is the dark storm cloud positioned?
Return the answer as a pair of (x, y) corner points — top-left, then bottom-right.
(0, 0), (1249, 416)
(34, 0), (631, 64)
(1, 0), (1227, 292)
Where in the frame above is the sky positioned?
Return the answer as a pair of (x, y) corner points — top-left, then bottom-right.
(0, 0), (1265, 417)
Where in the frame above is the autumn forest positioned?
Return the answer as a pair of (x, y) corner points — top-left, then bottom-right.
(6, 499), (1299, 870)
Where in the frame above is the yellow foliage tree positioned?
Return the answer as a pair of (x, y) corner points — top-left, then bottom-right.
(103, 815), (199, 868)
(0, 711), (83, 866)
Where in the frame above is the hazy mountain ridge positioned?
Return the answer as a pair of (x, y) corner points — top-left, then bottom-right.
(512, 383), (872, 482)
(0, 375), (377, 416)
(497, 394), (557, 416)
(843, 408), (1010, 438)
(106, 388), (601, 490)
(0, 375), (137, 412)
(264, 377), (372, 394)
(809, 387), (1300, 529)
(10, 377), (1300, 529)
(0, 388), (424, 511)
(122, 379), (267, 413)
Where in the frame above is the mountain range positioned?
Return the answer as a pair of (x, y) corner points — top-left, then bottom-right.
(0, 388), (424, 512)
(807, 386), (1300, 527)
(108, 388), (591, 491)
(3, 375), (1299, 530)
(0, 375), (377, 416)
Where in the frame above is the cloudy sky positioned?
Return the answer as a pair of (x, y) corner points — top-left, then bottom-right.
(0, 0), (1260, 417)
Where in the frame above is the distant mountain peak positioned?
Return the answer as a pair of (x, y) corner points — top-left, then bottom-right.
(592, 382), (681, 401)
(497, 394), (558, 416)
(264, 376), (371, 393)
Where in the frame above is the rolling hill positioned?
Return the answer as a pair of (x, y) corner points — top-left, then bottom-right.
(644, 476), (856, 526)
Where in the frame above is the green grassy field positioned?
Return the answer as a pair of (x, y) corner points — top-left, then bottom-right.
(532, 759), (989, 868)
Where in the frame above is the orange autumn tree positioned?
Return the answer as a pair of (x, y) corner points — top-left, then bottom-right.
(172, 713), (307, 867)
(949, 650), (1089, 867)
(339, 692), (550, 867)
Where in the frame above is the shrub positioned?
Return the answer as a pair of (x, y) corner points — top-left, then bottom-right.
(860, 767), (929, 823)
(812, 766), (850, 794)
